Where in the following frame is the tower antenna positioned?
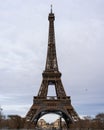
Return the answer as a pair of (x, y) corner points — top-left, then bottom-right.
(51, 4), (53, 13)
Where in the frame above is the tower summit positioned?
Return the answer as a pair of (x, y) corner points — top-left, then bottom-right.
(25, 7), (80, 129)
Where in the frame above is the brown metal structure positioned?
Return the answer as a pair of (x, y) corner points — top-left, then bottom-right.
(25, 7), (80, 128)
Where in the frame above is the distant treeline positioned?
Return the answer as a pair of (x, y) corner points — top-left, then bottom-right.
(0, 107), (104, 129)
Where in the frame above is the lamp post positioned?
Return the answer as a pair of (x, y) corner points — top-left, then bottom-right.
(59, 117), (62, 130)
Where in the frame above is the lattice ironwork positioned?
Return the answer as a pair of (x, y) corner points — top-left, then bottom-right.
(25, 7), (80, 129)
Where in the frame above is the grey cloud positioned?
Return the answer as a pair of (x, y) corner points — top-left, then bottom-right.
(0, 0), (104, 118)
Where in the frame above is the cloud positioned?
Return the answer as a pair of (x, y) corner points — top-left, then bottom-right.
(0, 0), (104, 120)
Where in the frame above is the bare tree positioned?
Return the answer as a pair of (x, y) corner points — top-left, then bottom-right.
(8, 115), (23, 129)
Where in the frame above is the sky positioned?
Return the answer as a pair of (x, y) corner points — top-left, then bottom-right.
(0, 0), (104, 122)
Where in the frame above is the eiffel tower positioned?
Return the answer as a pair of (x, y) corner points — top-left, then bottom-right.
(25, 6), (80, 128)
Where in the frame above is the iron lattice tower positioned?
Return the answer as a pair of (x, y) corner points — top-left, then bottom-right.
(25, 7), (80, 128)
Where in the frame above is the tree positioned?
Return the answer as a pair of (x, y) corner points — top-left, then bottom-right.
(8, 115), (23, 129)
(0, 107), (3, 119)
(92, 113), (104, 129)
(0, 107), (6, 128)
(0, 107), (3, 128)
(95, 113), (104, 122)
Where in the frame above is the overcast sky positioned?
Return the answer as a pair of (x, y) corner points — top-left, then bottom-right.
(0, 0), (104, 122)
